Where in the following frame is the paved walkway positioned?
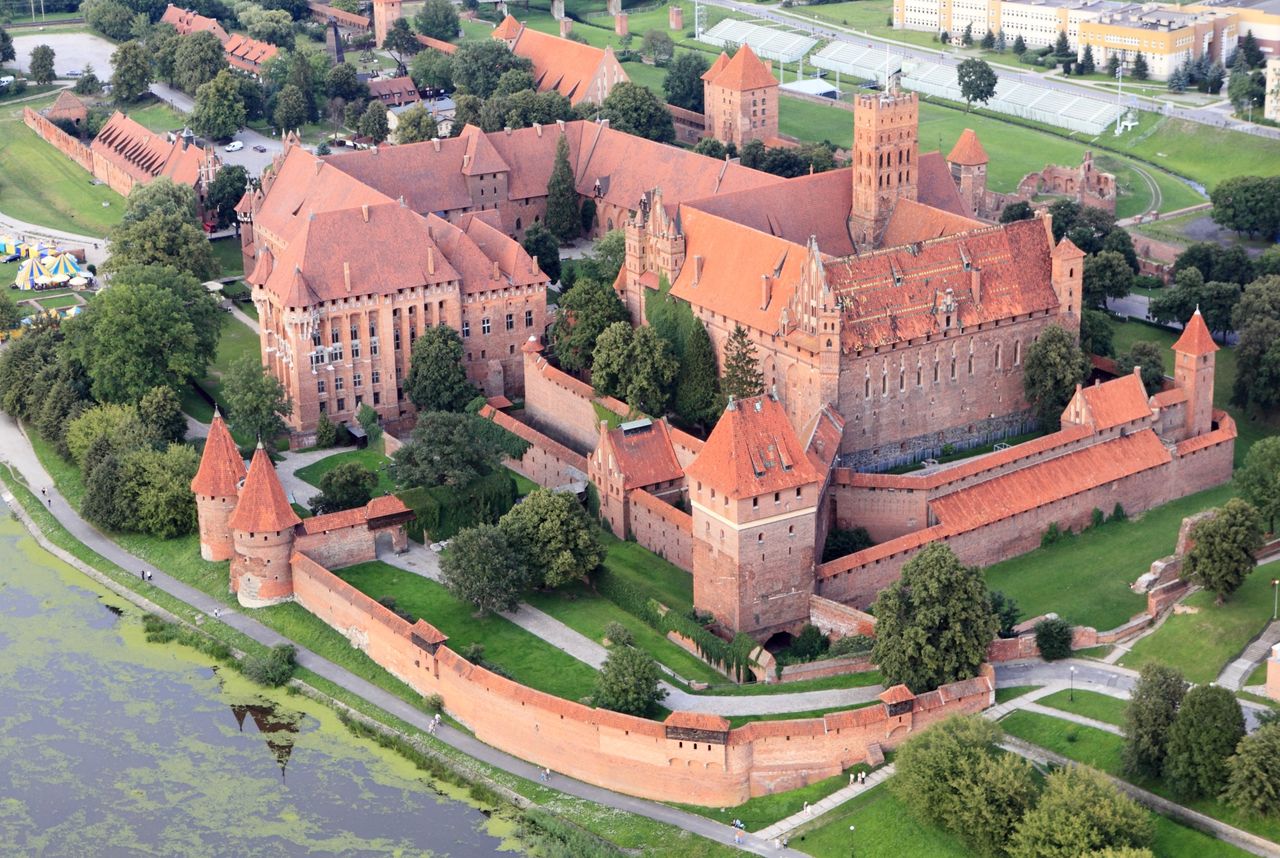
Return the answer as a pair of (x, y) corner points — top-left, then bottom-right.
(0, 411), (803, 857)
(228, 304), (260, 333)
(0, 209), (109, 266)
(1218, 620), (1280, 690)
(756, 764), (896, 843)
(1020, 701), (1125, 736)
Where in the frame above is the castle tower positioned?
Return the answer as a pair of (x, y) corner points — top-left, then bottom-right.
(372, 0), (401, 47)
(849, 74), (918, 250)
(229, 443), (302, 608)
(701, 45), (779, 149)
(1172, 308), (1218, 439)
(623, 189), (686, 324)
(685, 394), (821, 640)
(492, 14), (522, 48)
(1049, 232), (1084, 326)
(191, 411), (247, 562)
(946, 128), (988, 218)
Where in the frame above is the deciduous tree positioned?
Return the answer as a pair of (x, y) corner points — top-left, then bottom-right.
(409, 48), (453, 91)
(498, 488), (603, 588)
(29, 44), (55, 84)
(311, 461), (378, 514)
(192, 69), (247, 141)
(450, 39), (531, 98)
(393, 103), (439, 144)
(105, 180), (217, 279)
(641, 29), (674, 66)
(405, 325), (478, 412)
(1083, 249), (1134, 308)
(549, 277), (628, 372)
(593, 645), (666, 715)
(1079, 308), (1115, 358)
(520, 222), (560, 284)
(273, 82), (308, 131)
(1116, 341), (1165, 394)
(206, 164), (249, 230)
(1000, 200), (1034, 223)
(1022, 324), (1089, 429)
(222, 354), (293, 448)
(325, 61), (367, 103)
(871, 541), (999, 692)
(591, 322), (678, 415)
(1011, 766), (1152, 858)
(596, 81), (675, 143)
(1183, 498), (1264, 603)
(357, 98), (389, 144)
(391, 411), (508, 488)
(1237, 436), (1280, 533)
(664, 50), (709, 112)
(124, 443), (200, 538)
(138, 385), (187, 446)
(382, 17), (421, 71)
(66, 403), (148, 470)
(73, 64), (104, 95)
(957, 57), (997, 110)
(1163, 684), (1245, 799)
(175, 30), (226, 93)
(416, 0), (460, 40)
(440, 524), (531, 615)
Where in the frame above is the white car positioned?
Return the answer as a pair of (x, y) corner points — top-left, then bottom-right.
(224, 140), (244, 152)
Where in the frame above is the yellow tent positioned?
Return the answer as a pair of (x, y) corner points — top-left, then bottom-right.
(14, 257), (51, 290)
(0, 236), (17, 255)
(43, 253), (81, 278)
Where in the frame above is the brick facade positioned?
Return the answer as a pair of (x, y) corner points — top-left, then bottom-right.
(701, 45), (779, 149)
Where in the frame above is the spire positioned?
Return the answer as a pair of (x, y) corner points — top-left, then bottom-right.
(228, 445), (301, 533)
(946, 129), (988, 166)
(191, 413), (247, 497)
(1172, 308), (1218, 357)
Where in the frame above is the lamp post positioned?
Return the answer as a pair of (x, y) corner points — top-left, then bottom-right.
(1070, 666), (1077, 702)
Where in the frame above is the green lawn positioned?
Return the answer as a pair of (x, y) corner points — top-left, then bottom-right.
(984, 482), (1238, 630)
(693, 669), (883, 697)
(790, 782), (977, 858)
(210, 238), (244, 278)
(1108, 117), (1280, 193)
(725, 702), (875, 728)
(33, 293), (81, 310)
(295, 445), (397, 495)
(0, 97), (123, 235)
(187, 314), (261, 423)
(1120, 560), (1280, 684)
(996, 685), (1038, 703)
(1036, 688), (1128, 726)
(120, 99), (188, 133)
(332, 560), (601, 702)
(1001, 710), (1280, 845)
(599, 532), (696, 615)
(677, 761), (876, 832)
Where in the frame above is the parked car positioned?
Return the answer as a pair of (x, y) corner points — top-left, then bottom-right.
(252, 144), (267, 153)
(66, 69), (81, 77)
(225, 140), (244, 152)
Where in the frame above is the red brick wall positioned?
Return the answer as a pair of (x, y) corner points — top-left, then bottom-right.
(295, 524), (377, 570)
(522, 353), (626, 454)
(288, 552), (993, 806)
(809, 595), (877, 637)
(628, 488), (693, 571)
(482, 406), (588, 490)
(832, 482), (930, 542)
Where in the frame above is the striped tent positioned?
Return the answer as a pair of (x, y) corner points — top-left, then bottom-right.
(43, 253), (81, 278)
(21, 241), (50, 260)
(14, 257), (52, 290)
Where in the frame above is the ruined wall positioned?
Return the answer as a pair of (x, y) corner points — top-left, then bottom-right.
(288, 552), (993, 806)
(23, 108), (94, 173)
(628, 488), (693, 571)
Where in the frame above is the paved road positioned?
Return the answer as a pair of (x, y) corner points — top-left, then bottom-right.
(1218, 620), (1280, 691)
(0, 208), (109, 262)
(0, 409), (802, 857)
(148, 83), (286, 174)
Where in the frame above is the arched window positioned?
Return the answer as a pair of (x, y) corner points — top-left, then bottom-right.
(515, 217), (522, 230)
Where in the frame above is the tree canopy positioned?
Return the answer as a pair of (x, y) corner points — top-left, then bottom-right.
(1083, 250), (1134, 309)
(498, 488), (603, 588)
(415, 0), (459, 40)
(1022, 325), (1089, 429)
(663, 51), (709, 112)
(450, 40), (532, 98)
(957, 58), (997, 109)
(206, 164), (249, 230)
(722, 324), (764, 401)
(1237, 436), (1280, 533)
(1122, 663), (1187, 779)
(391, 410), (523, 488)
(440, 524), (532, 616)
(1224, 724), (1280, 817)
(192, 69), (247, 141)
(549, 277), (628, 373)
(595, 82), (675, 143)
(593, 645), (666, 715)
(174, 30), (226, 93)
(311, 461), (378, 515)
(521, 222), (560, 284)
(1010, 766), (1152, 858)
(222, 354), (293, 448)
(590, 322), (679, 416)
(545, 134), (580, 243)
(1115, 341), (1166, 395)
(1163, 684), (1245, 799)
(110, 39), (153, 102)
(404, 325), (478, 413)
(105, 179), (217, 279)
(1183, 498), (1264, 603)
(393, 104), (439, 144)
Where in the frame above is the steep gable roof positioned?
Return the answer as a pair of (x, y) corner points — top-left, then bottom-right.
(702, 52), (732, 82)
(946, 128), (988, 166)
(367, 75), (420, 105)
(324, 136), (475, 213)
(223, 33), (278, 70)
(603, 419), (684, 490)
(504, 23), (628, 105)
(705, 44), (776, 91)
(880, 197), (984, 248)
(1173, 308), (1218, 357)
(1064, 372), (1152, 431)
(90, 112), (210, 188)
(683, 169), (853, 256)
(229, 445), (302, 533)
(916, 150), (972, 218)
(160, 4), (229, 41)
(685, 394), (819, 499)
(460, 125), (509, 176)
(190, 412), (246, 497)
(46, 90), (87, 122)
(493, 14), (522, 39)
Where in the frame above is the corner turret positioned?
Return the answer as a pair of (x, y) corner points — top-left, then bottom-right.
(1173, 308), (1217, 439)
(229, 443), (302, 607)
(191, 411), (246, 561)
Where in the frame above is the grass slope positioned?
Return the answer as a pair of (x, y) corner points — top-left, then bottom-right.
(295, 445), (398, 495)
(677, 761), (875, 832)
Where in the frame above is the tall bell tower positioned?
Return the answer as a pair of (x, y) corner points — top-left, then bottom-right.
(849, 72), (918, 250)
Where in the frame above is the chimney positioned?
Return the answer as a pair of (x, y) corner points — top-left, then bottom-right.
(534, 122), (543, 137)
(492, 260), (501, 279)
(427, 246), (436, 274)
(970, 267), (981, 305)
(760, 274), (771, 310)
(556, 119), (565, 131)
(693, 255), (703, 285)
(432, 137), (441, 151)
(343, 261), (351, 292)
(726, 395), (737, 411)
(315, 159), (324, 173)
(530, 254), (540, 274)
(504, 126), (512, 135)
(361, 204), (369, 223)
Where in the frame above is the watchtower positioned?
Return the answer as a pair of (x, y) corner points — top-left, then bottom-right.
(849, 72), (918, 250)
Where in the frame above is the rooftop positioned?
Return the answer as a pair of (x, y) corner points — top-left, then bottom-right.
(685, 394), (820, 499)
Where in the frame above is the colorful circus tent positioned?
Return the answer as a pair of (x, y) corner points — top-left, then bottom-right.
(0, 236), (18, 255)
(43, 253), (82, 279)
(14, 257), (52, 290)
(20, 241), (50, 259)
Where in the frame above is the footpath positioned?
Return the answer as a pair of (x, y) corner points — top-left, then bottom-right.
(0, 410), (802, 857)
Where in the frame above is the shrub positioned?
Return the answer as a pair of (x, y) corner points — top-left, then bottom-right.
(424, 693), (445, 713)
(1091, 507), (1106, 528)
(1035, 617), (1073, 660)
(603, 621), (634, 647)
(1041, 522), (1065, 547)
(241, 644), (297, 687)
(786, 624), (830, 663)
(828, 634), (875, 657)
(314, 411), (338, 447)
(1111, 503), (1128, 522)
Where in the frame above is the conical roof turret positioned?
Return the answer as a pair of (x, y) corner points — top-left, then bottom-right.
(191, 412), (247, 497)
(228, 443), (301, 533)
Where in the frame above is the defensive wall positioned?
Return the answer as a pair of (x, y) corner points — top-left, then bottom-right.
(522, 348), (629, 454)
(23, 108), (93, 173)
(628, 487), (693, 570)
(481, 405), (587, 490)
(289, 550), (993, 805)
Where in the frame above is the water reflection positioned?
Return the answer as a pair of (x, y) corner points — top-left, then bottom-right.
(229, 697), (301, 782)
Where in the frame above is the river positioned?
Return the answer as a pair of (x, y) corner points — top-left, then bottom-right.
(0, 510), (520, 857)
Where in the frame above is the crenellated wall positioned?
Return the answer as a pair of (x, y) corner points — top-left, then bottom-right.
(288, 551), (993, 806)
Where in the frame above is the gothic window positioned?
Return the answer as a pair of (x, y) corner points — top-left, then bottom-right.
(995, 343), (1002, 368)
(372, 370), (381, 385)
(951, 357), (957, 379)
(351, 339), (360, 359)
(317, 379), (326, 394)
(353, 373), (363, 388)
(506, 313), (514, 331)
(865, 377), (870, 397)
(968, 354), (974, 375)
(462, 321), (470, 338)
(335, 376), (344, 391)
(311, 329), (321, 347)
(1014, 340), (1021, 365)
(370, 337), (379, 356)
(331, 327), (341, 344)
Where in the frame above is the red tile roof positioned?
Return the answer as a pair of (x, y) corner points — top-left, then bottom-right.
(880, 197), (983, 248)
(499, 18), (628, 105)
(878, 684), (915, 705)
(602, 419), (683, 490)
(367, 75), (420, 105)
(1065, 372), (1152, 431)
(411, 618), (448, 645)
(366, 495), (411, 518)
(704, 44), (776, 91)
(930, 429), (1171, 533)
(229, 445), (302, 533)
(916, 151), (974, 218)
(493, 14), (522, 39)
(1173, 309), (1218, 357)
(161, 4), (229, 40)
(1150, 388), (1188, 409)
(701, 52), (731, 82)
(802, 404), (844, 473)
(459, 125), (508, 175)
(684, 169), (853, 256)
(1175, 410), (1236, 455)
(91, 112), (212, 189)
(665, 711), (730, 732)
(298, 506), (369, 534)
(946, 128), (988, 166)
(685, 394), (819, 499)
(190, 413), (246, 497)
(414, 33), (457, 53)
(46, 90), (87, 122)
(223, 33), (279, 72)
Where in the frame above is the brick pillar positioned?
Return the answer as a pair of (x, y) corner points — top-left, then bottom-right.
(559, 18), (573, 37)
(1268, 643), (1280, 702)
(669, 5), (683, 29)
(615, 13), (628, 36)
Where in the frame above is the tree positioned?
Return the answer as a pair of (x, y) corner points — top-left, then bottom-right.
(66, 403), (148, 470)
(394, 104), (439, 144)
(957, 58), (997, 110)
(1132, 52), (1149, 80)
(674, 320), (721, 428)
(138, 385), (187, 446)
(206, 164), (249, 230)
(961, 22), (973, 46)
(382, 17), (422, 70)
(416, 0), (460, 40)
(892, 715), (1037, 857)
(980, 28), (995, 50)
(1163, 684), (1245, 799)
(641, 29), (675, 66)
(357, 99), (389, 144)
(664, 51), (709, 112)
(1054, 30), (1070, 56)
(544, 134), (580, 243)
(73, 64), (104, 96)
(1034, 617), (1073, 660)
(1211, 177), (1280, 241)
(1233, 317), (1280, 415)
(356, 402), (382, 446)
(1229, 56), (1254, 113)
(521, 222), (560, 284)
(325, 61), (367, 103)
(311, 461), (378, 514)
(222, 355), (292, 448)
(105, 180), (216, 279)
(549, 277), (628, 372)
(1012, 34), (1026, 55)
(85, 0), (137, 40)
(1183, 498), (1264, 603)
(1206, 61), (1225, 94)
(498, 488), (603, 588)
(1079, 44), (1096, 74)
(989, 590), (1020, 638)
(450, 40), (531, 98)
(405, 325), (477, 412)
(593, 645), (666, 715)
(1083, 250), (1134, 308)
(995, 28), (1006, 52)
(693, 137), (727, 159)
(722, 324), (764, 401)
(314, 410), (338, 448)
(191, 69), (247, 141)
(871, 542), (999, 692)
(440, 524), (531, 615)
(391, 411), (508, 488)
(1115, 341), (1165, 395)
(1022, 324), (1089, 429)
(409, 48), (453, 92)
(284, 50), (322, 122)
(1000, 200), (1034, 223)
(577, 230), (626, 285)
(82, 446), (133, 532)
(124, 443), (200, 538)
(1080, 308), (1115, 358)
(147, 21), (180, 85)
(273, 83), (308, 132)
(591, 322), (679, 415)
(0, 290), (23, 332)
(28, 44), (55, 85)
(243, 7), (295, 49)
(597, 82), (675, 143)
(1224, 724), (1280, 816)
(1011, 766), (1152, 858)
(175, 30), (226, 93)
(0, 27), (13, 65)
(1238, 436), (1280, 533)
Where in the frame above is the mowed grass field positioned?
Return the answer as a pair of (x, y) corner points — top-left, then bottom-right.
(0, 97), (123, 235)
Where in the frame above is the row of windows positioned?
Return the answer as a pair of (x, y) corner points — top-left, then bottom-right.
(461, 310), (536, 337)
(316, 391), (383, 415)
(316, 370), (383, 396)
(861, 341), (1022, 396)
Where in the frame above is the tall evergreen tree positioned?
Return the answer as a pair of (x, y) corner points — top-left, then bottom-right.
(1054, 30), (1070, 56)
(1163, 685), (1245, 799)
(1105, 53), (1120, 77)
(722, 324), (764, 401)
(674, 320), (721, 428)
(1132, 52), (1149, 80)
(545, 134), (580, 243)
(980, 29), (995, 50)
(1012, 34), (1026, 55)
(1079, 45), (1096, 74)
(1122, 663), (1187, 779)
